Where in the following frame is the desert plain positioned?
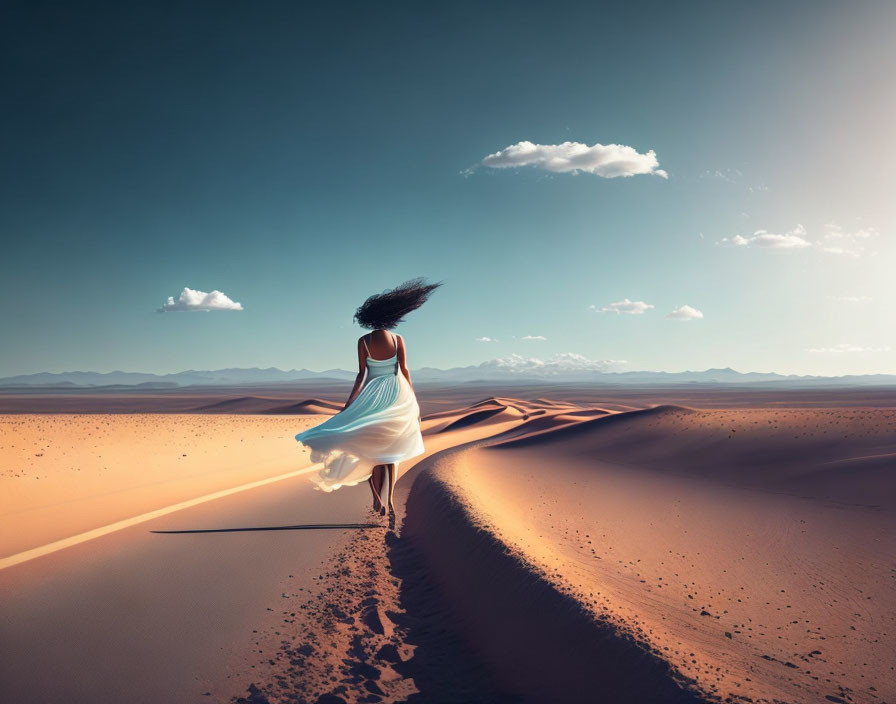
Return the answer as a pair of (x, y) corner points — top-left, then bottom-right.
(1, 383), (894, 704)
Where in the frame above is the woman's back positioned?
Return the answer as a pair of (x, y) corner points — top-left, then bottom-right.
(363, 329), (399, 361)
(363, 332), (399, 380)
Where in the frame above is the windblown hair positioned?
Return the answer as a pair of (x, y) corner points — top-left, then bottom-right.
(353, 277), (443, 330)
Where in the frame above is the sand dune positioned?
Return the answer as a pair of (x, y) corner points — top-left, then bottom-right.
(4, 383), (895, 417)
(421, 399), (520, 434)
(263, 398), (343, 415)
(398, 403), (896, 703)
(485, 407), (612, 443)
(494, 405), (896, 508)
(194, 396), (343, 415)
(192, 395), (287, 413)
(421, 396), (605, 436)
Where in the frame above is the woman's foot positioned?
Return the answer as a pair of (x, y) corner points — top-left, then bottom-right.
(379, 505), (387, 517)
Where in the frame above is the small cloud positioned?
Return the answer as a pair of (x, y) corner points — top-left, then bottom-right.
(718, 224), (810, 249)
(158, 287), (243, 312)
(522, 335), (547, 341)
(482, 352), (628, 374)
(819, 223), (879, 257)
(820, 246), (858, 257)
(806, 343), (890, 354)
(699, 168), (742, 183)
(475, 336), (497, 343)
(591, 299), (655, 315)
(666, 305), (704, 320)
(827, 295), (872, 302)
(478, 140), (667, 179)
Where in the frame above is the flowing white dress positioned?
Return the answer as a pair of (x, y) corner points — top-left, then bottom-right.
(295, 332), (424, 492)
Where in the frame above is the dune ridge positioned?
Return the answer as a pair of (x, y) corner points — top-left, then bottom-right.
(400, 445), (708, 704)
(490, 405), (896, 509)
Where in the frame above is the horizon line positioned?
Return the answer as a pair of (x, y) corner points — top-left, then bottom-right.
(3, 365), (896, 381)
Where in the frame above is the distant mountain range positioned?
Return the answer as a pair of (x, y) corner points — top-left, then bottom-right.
(0, 367), (357, 388)
(2, 362), (896, 387)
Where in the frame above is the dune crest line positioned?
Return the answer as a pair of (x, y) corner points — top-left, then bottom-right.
(398, 443), (707, 703)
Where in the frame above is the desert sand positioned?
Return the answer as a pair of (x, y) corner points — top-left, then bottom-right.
(0, 414), (331, 557)
(3, 381), (896, 416)
(401, 406), (895, 703)
(1, 394), (894, 703)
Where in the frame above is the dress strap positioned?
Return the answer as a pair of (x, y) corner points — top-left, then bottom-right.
(361, 335), (369, 357)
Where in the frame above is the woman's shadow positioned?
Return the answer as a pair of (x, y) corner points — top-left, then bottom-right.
(150, 523), (381, 534)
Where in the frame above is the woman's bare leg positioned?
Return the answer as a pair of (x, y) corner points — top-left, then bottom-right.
(386, 463), (398, 514)
(368, 465), (385, 511)
(367, 475), (380, 511)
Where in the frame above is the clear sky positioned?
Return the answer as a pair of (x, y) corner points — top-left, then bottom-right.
(2, 1), (894, 377)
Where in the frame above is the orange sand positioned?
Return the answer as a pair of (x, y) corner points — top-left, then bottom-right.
(0, 414), (322, 557)
(400, 405), (896, 703)
(2, 400), (894, 704)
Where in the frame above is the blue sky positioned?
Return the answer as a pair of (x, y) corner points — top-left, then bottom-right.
(2, 1), (894, 377)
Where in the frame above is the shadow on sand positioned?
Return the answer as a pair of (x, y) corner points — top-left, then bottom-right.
(388, 466), (710, 704)
(150, 523), (382, 534)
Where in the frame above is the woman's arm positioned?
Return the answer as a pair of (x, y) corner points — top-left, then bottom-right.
(397, 335), (413, 391)
(397, 336), (420, 423)
(342, 338), (367, 410)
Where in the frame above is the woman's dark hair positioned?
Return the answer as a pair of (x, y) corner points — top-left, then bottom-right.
(353, 277), (443, 330)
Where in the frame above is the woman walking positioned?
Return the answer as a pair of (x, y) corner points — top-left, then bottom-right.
(295, 278), (441, 517)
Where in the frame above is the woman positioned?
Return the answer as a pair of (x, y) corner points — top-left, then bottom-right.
(295, 278), (441, 516)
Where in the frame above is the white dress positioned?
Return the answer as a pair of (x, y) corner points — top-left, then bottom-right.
(294, 332), (425, 492)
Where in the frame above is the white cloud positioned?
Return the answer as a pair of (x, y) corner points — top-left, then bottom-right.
(666, 305), (704, 320)
(480, 141), (667, 179)
(475, 336), (497, 343)
(700, 168), (742, 183)
(824, 223), (877, 240)
(591, 299), (655, 315)
(521, 335), (547, 341)
(699, 168), (768, 193)
(820, 246), (856, 256)
(806, 344), (890, 354)
(718, 224), (810, 249)
(820, 223), (879, 257)
(158, 287), (243, 312)
(481, 353), (628, 374)
(718, 222), (881, 256)
(827, 295), (872, 302)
